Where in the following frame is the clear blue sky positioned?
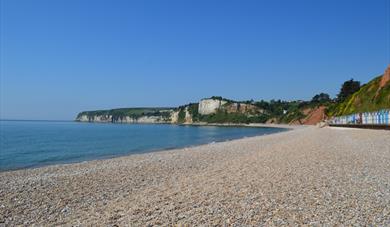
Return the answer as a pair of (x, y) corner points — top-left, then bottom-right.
(1, 0), (389, 120)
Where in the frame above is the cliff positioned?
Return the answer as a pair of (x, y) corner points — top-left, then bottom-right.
(198, 98), (263, 115)
(76, 97), (326, 125)
(76, 108), (177, 124)
(289, 106), (326, 125)
(198, 99), (227, 115)
(380, 65), (390, 88)
(76, 66), (390, 125)
(329, 65), (390, 116)
(76, 98), (267, 124)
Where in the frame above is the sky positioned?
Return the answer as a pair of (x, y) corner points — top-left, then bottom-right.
(1, 0), (389, 120)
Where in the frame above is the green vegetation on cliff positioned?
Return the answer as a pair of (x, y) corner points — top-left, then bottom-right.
(177, 107), (186, 123)
(197, 110), (269, 124)
(76, 66), (390, 124)
(77, 108), (173, 120)
(77, 99), (326, 124)
(187, 103), (200, 121)
(252, 99), (322, 124)
(328, 75), (390, 116)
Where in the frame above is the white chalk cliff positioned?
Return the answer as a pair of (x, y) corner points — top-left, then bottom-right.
(76, 97), (264, 124)
(198, 99), (227, 115)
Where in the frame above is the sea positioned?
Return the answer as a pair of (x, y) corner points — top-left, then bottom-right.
(0, 120), (286, 171)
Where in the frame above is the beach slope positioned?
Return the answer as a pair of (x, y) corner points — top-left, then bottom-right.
(1, 127), (389, 225)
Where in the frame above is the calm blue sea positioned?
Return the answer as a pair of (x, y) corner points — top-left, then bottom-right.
(0, 120), (286, 171)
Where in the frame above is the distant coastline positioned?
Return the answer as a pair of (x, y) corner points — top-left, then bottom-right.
(75, 97), (325, 126)
(0, 119), (73, 122)
(75, 66), (390, 127)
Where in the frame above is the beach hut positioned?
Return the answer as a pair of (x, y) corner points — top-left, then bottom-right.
(362, 112), (367, 124)
(379, 110), (385, 125)
(331, 109), (389, 126)
(368, 112), (373, 124)
(374, 112), (379, 124)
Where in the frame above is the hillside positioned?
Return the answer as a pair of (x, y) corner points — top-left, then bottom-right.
(328, 66), (390, 116)
(76, 66), (390, 125)
(76, 98), (269, 124)
(76, 97), (326, 125)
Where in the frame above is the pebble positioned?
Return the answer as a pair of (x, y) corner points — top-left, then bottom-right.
(0, 126), (389, 225)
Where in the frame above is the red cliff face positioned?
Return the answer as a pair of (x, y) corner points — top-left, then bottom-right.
(380, 65), (390, 88)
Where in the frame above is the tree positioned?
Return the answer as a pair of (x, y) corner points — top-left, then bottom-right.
(311, 93), (331, 104)
(337, 79), (360, 102)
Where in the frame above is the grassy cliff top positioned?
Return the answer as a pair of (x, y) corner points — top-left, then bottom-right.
(328, 75), (390, 116)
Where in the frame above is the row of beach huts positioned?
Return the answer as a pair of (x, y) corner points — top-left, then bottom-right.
(329, 109), (390, 126)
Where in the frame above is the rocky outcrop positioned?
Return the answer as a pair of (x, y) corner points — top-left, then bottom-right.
(225, 103), (262, 114)
(77, 115), (113, 123)
(289, 106), (326, 125)
(170, 111), (179, 124)
(198, 98), (262, 115)
(198, 99), (227, 115)
(184, 107), (193, 124)
(380, 65), (390, 89)
(77, 114), (90, 122)
(302, 106), (326, 125)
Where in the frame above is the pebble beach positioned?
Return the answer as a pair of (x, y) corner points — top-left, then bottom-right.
(1, 126), (390, 226)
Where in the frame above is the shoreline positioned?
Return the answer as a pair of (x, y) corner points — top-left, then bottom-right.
(74, 119), (302, 129)
(2, 126), (388, 225)
(0, 123), (293, 173)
